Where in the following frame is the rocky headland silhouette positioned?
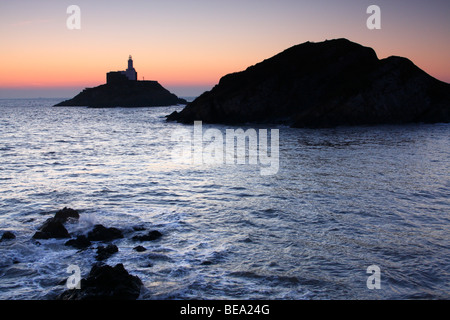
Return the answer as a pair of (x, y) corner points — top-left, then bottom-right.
(167, 39), (450, 127)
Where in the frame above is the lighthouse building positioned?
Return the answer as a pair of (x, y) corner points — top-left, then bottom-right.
(107, 55), (138, 84)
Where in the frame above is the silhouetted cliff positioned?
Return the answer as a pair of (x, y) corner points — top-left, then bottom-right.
(167, 39), (450, 127)
(55, 81), (186, 108)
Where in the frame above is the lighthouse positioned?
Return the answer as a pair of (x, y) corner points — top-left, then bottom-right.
(106, 55), (139, 83)
(128, 55), (133, 69)
(125, 55), (138, 81)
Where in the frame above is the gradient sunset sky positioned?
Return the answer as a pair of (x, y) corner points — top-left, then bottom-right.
(1, 0), (449, 98)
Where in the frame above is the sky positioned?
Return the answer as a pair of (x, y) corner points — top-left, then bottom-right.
(0, 0), (449, 98)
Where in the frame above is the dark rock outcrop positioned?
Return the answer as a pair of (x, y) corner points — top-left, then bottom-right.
(32, 208), (80, 240)
(87, 224), (124, 242)
(167, 39), (450, 127)
(133, 245), (147, 252)
(65, 235), (91, 249)
(54, 207), (80, 223)
(33, 218), (70, 239)
(132, 230), (162, 242)
(96, 244), (119, 261)
(58, 263), (142, 300)
(55, 81), (187, 108)
(1, 231), (16, 241)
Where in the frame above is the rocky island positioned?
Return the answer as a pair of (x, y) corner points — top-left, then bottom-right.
(167, 39), (450, 127)
(55, 56), (187, 108)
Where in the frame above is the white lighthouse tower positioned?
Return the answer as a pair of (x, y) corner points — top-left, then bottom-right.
(106, 55), (139, 83)
(125, 55), (138, 81)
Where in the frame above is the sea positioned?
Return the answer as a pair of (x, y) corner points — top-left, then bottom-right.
(0, 98), (449, 300)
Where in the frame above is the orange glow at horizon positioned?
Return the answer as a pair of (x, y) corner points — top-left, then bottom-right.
(2, 33), (449, 89)
(1, 0), (449, 95)
(2, 47), (448, 90)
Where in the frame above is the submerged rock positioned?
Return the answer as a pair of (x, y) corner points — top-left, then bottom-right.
(87, 224), (124, 242)
(65, 235), (92, 249)
(167, 38), (450, 127)
(58, 263), (142, 300)
(132, 230), (162, 242)
(96, 244), (119, 261)
(132, 225), (146, 232)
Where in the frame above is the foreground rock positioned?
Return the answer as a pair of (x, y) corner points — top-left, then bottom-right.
(55, 81), (187, 108)
(33, 218), (70, 239)
(133, 245), (147, 252)
(32, 208), (79, 240)
(167, 38), (450, 127)
(58, 263), (142, 300)
(1, 231), (16, 241)
(54, 207), (80, 223)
